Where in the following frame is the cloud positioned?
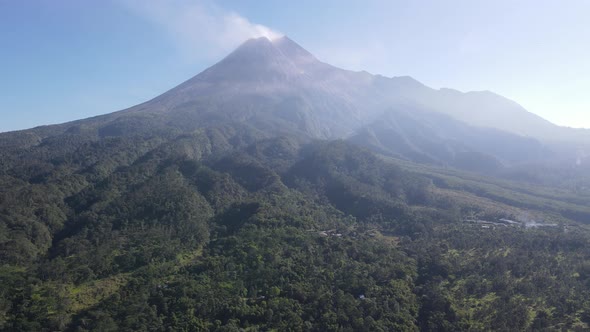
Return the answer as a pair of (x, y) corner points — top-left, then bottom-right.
(122, 0), (282, 61)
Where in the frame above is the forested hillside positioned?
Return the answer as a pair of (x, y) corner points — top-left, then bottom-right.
(2, 122), (590, 331)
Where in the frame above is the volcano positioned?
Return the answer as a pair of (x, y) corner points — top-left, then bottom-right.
(2, 36), (588, 168)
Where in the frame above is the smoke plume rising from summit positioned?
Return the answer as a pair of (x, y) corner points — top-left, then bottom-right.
(123, 0), (282, 61)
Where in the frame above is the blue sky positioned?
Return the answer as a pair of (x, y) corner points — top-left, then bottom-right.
(1, 0), (589, 132)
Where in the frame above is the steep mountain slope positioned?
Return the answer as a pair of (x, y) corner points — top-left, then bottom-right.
(124, 36), (386, 138)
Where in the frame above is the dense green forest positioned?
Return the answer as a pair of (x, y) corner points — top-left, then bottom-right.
(2, 123), (590, 331)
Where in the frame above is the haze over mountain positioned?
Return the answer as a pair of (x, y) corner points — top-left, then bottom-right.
(124, 36), (590, 144)
(3, 36), (588, 173)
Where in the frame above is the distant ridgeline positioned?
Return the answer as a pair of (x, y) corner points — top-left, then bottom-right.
(1, 36), (590, 331)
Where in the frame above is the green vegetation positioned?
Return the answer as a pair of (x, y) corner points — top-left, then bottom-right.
(2, 125), (590, 331)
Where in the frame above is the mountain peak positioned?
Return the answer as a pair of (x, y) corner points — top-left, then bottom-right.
(230, 35), (316, 63)
(238, 35), (275, 48)
(195, 36), (319, 83)
(226, 36), (280, 61)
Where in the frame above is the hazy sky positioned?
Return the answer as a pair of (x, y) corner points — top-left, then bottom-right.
(1, 0), (589, 132)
